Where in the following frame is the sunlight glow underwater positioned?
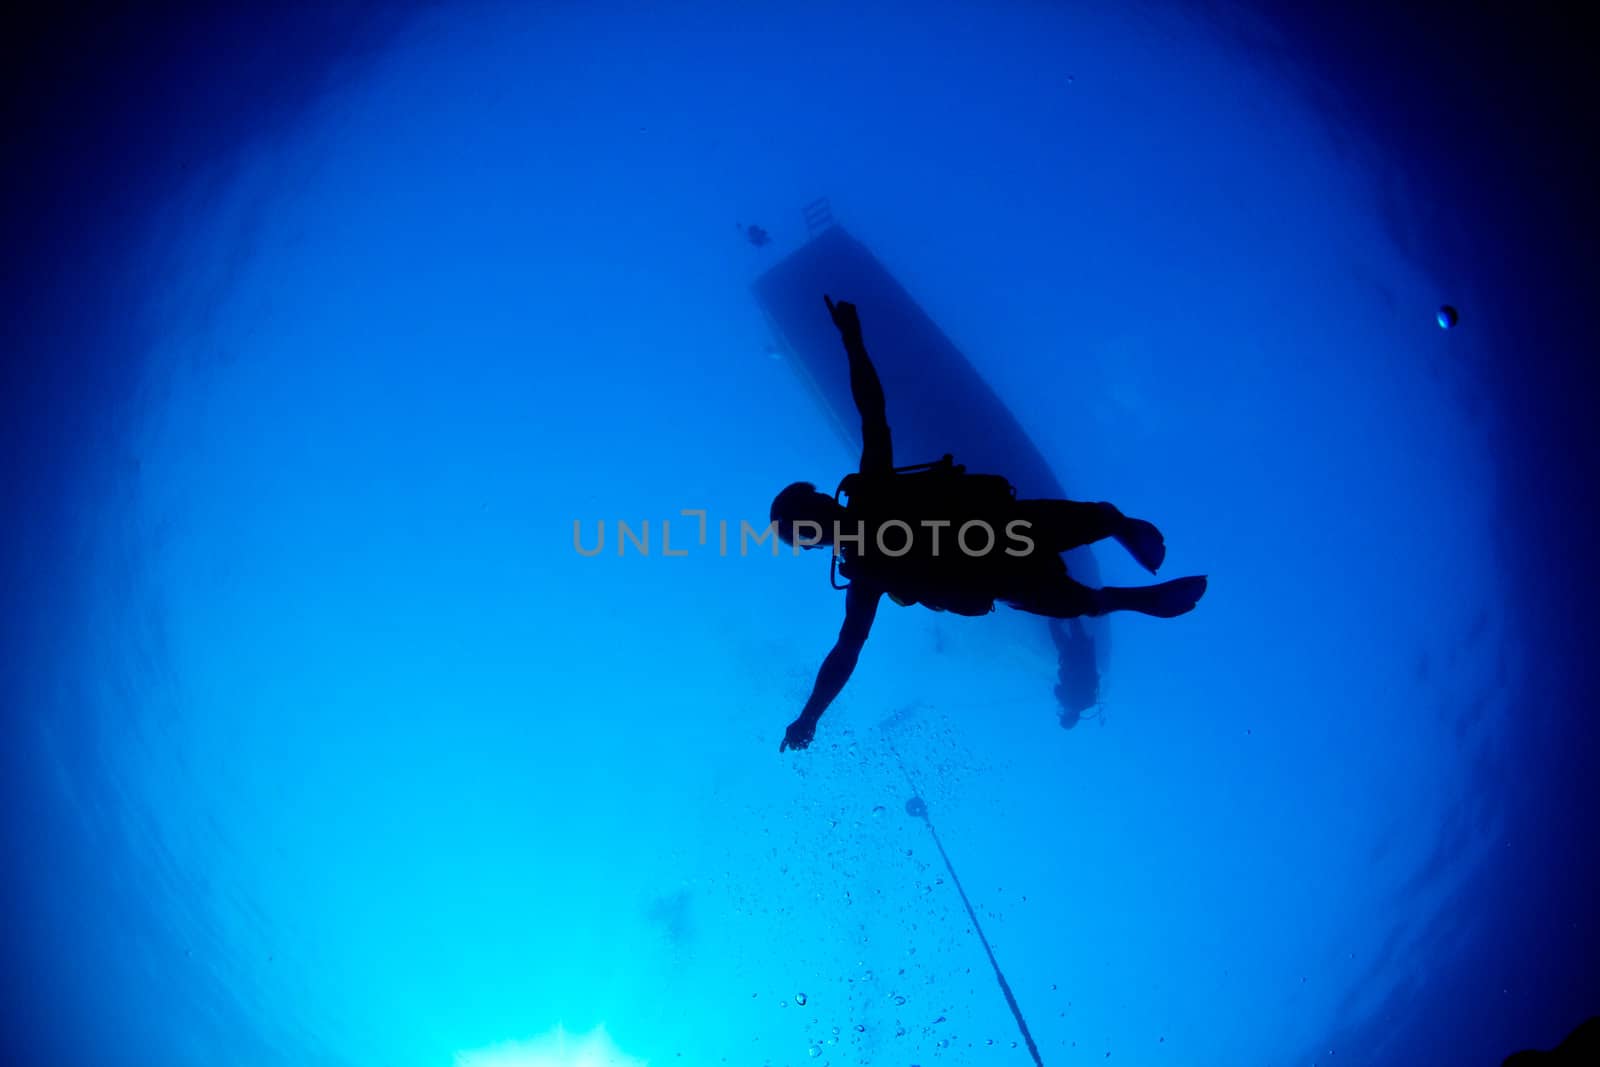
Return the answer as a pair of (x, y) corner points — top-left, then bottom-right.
(455, 1026), (646, 1067)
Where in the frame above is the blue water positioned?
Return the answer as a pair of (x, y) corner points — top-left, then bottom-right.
(4, 3), (1595, 1065)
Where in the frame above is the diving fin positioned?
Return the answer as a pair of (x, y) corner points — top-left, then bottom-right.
(1113, 517), (1167, 575)
(1100, 575), (1207, 618)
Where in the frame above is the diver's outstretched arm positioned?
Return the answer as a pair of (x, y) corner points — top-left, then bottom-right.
(825, 295), (893, 475)
(781, 583), (882, 752)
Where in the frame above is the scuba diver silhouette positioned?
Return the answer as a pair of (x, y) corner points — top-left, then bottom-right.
(772, 296), (1207, 753)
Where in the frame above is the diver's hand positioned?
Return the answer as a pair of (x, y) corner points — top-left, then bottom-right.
(823, 295), (863, 347)
(780, 714), (817, 753)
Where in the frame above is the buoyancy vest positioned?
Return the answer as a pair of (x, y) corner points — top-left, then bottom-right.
(830, 455), (1022, 616)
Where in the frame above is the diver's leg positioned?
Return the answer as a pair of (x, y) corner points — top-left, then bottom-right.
(1007, 574), (1207, 619)
(1002, 574), (1102, 618)
(1013, 499), (1120, 551)
(1013, 499), (1166, 575)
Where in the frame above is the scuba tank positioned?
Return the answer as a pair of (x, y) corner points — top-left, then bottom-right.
(828, 454), (1018, 614)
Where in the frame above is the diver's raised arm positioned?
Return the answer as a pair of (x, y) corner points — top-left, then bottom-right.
(780, 582), (882, 752)
(825, 295), (893, 475)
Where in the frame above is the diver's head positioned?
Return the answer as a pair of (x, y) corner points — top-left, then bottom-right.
(770, 481), (843, 549)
